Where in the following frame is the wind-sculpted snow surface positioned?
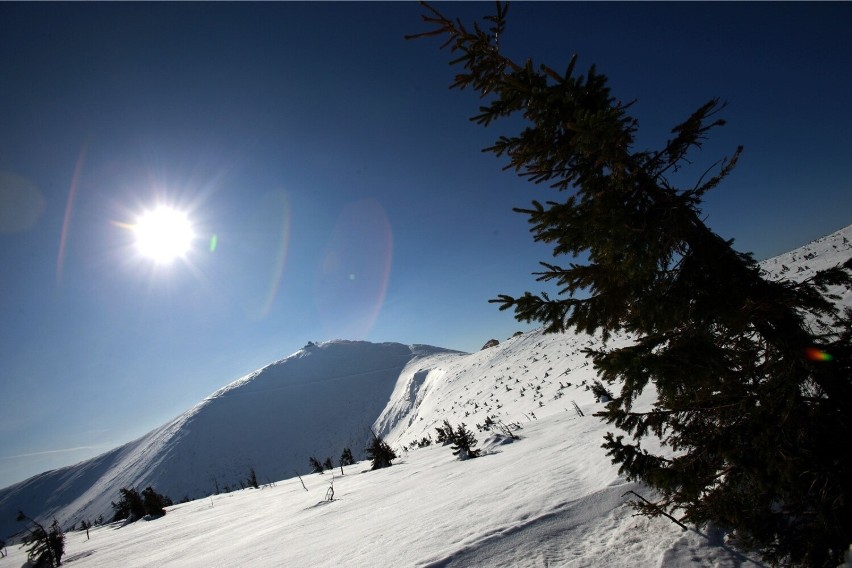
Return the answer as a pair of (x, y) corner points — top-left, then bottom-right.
(2, 408), (767, 568)
(1, 224), (849, 565)
(0, 340), (434, 539)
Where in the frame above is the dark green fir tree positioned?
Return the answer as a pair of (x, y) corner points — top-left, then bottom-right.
(340, 447), (355, 466)
(141, 486), (172, 517)
(410, 3), (852, 566)
(308, 456), (325, 474)
(451, 423), (480, 460)
(16, 511), (64, 567)
(365, 431), (397, 470)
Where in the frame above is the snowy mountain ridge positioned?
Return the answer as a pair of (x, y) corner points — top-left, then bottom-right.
(1, 223), (850, 565)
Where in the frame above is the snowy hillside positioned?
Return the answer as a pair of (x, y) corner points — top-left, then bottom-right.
(1, 223), (850, 566)
(0, 341), (459, 540)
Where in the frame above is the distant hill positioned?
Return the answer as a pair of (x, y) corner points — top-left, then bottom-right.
(0, 341), (458, 539)
(1, 223), (849, 545)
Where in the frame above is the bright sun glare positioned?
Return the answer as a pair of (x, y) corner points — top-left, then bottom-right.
(134, 206), (194, 263)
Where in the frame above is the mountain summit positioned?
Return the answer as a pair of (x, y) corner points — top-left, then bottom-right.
(1, 224), (850, 551)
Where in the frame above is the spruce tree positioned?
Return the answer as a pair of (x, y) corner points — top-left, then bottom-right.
(246, 467), (259, 489)
(340, 447), (355, 466)
(112, 487), (145, 522)
(309, 456), (325, 474)
(112, 486), (172, 522)
(365, 431), (397, 470)
(434, 419), (455, 445)
(141, 486), (172, 517)
(16, 511), (64, 567)
(410, 3), (852, 566)
(451, 423), (480, 460)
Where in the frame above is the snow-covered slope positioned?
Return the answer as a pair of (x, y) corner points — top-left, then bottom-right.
(3, 406), (765, 568)
(0, 341), (459, 540)
(2, 223), (850, 565)
(377, 224), (852, 453)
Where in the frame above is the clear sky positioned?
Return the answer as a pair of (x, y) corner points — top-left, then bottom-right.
(1, 2), (850, 489)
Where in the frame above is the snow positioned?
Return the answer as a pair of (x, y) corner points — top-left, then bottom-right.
(2, 224), (850, 566)
(2, 411), (766, 567)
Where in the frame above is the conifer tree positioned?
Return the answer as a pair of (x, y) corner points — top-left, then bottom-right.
(410, 3), (852, 566)
(16, 511), (64, 567)
(111, 487), (145, 522)
(308, 456), (325, 474)
(340, 447), (355, 466)
(365, 431), (396, 470)
(141, 486), (172, 517)
(434, 419), (455, 445)
(246, 467), (259, 489)
(451, 423), (480, 460)
(112, 486), (172, 522)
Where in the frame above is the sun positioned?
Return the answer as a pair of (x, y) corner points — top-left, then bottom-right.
(133, 206), (195, 263)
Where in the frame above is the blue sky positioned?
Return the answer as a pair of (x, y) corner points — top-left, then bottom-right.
(1, 2), (850, 489)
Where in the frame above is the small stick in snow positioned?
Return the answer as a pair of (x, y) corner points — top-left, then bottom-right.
(295, 471), (308, 492)
(622, 491), (688, 531)
(571, 400), (584, 417)
(325, 474), (335, 502)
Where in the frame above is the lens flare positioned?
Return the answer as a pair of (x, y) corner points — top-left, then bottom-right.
(315, 198), (393, 339)
(56, 145), (87, 286)
(257, 195), (292, 319)
(805, 347), (833, 362)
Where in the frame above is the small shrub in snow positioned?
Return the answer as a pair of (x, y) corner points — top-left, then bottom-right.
(323, 457), (334, 471)
(587, 380), (613, 403)
(246, 467), (259, 489)
(112, 488), (146, 522)
(309, 456), (325, 474)
(451, 423), (480, 460)
(141, 487), (173, 517)
(365, 431), (396, 470)
(112, 487), (172, 522)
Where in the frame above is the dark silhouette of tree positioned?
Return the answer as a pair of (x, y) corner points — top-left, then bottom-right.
(322, 457), (333, 471)
(246, 467), (259, 489)
(451, 423), (480, 460)
(16, 511), (63, 567)
(309, 456), (325, 474)
(112, 487), (145, 522)
(141, 486), (172, 517)
(410, 3), (852, 566)
(588, 380), (614, 403)
(365, 431), (396, 470)
(112, 486), (172, 522)
(340, 447), (355, 466)
(434, 419), (455, 445)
